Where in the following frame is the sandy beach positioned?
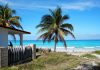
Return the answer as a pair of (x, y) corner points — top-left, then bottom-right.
(39, 47), (98, 52)
(36, 47), (100, 56)
(54, 48), (98, 56)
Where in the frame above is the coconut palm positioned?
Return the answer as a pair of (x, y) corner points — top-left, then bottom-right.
(0, 4), (22, 29)
(0, 4), (23, 40)
(36, 6), (75, 52)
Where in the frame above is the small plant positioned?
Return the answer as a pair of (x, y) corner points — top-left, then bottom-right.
(81, 54), (97, 58)
(94, 50), (100, 55)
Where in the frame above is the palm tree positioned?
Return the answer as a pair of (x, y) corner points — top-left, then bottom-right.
(0, 4), (23, 29)
(0, 4), (23, 40)
(36, 6), (75, 52)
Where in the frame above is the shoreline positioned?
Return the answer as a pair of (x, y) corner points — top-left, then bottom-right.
(36, 47), (100, 56)
(37, 46), (100, 53)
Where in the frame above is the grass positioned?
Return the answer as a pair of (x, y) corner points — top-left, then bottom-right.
(94, 50), (100, 55)
(0, 52), (81, 70)
(81, 54), (97, 59)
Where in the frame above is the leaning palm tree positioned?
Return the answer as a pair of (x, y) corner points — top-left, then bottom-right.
(0, 4), (23, 40)
(36, 6), (75, 52)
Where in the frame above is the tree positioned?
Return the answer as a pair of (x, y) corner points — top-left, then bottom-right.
(0, 4), (23, 40)
(36, 6), (75, 52)
(0, 4), (22, 29)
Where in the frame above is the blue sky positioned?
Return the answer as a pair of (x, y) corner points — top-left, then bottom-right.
(0, 0), (100, 40)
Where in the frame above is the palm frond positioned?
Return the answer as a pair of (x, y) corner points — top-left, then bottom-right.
(38, 32), (49, 43)
(60, 15), (69, 23)
(41, 14), (53, 24)
(36, 23), (50, 28)
(49, 9), (55, 18)
(37, 27), (48, 33)
(61, 28), (75, 39)
(61, 23), (74, 31)
(10, 20), (23, 29)
(9, 33), (16, 42)
(58, 30), (67, 48)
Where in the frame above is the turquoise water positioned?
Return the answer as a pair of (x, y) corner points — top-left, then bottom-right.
(8, 40), (100, 48)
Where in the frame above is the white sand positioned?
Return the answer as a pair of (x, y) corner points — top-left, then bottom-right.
(51, 47), (96, 52)
(37, 47), (100, 56)
(50, 47), (100, 56)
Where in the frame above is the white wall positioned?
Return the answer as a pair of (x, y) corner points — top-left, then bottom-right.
(0, 27), (8, 47)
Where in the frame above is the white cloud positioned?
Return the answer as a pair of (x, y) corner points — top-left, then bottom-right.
(61, 2), (94, 10)
(0, 0), (100, 11)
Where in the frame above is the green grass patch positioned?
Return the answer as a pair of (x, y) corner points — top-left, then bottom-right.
(37, 52), (75, 65)
(94, 50), (100, 55)
(81, 54), (97, 59)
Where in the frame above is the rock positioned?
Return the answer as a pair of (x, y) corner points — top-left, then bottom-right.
(72, 65), (83, 70)
(72, 61), (99, 70)
(91, 61), (98, 66)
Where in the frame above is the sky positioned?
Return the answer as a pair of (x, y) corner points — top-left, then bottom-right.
(0, 0), (100, 40)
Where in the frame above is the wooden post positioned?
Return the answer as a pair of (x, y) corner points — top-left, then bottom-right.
(32, 44), (36, 59)
(0, 47), (8, 67)
(20, 34), (23, 47)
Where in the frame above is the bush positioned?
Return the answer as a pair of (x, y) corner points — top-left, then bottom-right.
(94, 50), (100, 54)
(81, 54), (97, 58)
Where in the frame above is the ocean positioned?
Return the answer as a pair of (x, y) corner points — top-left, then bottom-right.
(8, 40), (100, 49)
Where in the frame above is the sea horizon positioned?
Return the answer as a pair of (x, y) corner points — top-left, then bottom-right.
(8, 40), (100, 49)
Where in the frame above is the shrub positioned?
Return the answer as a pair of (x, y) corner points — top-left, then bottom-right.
(94, 50), (100, 54)
(81, 54), (97, 58)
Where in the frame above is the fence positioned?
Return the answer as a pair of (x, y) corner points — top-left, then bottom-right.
(8, 46), (32, 66)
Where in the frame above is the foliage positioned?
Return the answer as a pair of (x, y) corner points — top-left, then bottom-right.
(94, 50), (100, 55)
(36, 6), (75, 52)
(0, 4), (22, 29)
(81, 54), (97, 59)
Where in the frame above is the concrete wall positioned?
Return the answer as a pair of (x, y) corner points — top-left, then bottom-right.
(0, 27), (8, 47)
(0, 47), (8, 67)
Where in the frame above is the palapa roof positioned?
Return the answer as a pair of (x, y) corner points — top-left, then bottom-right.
(0, 25), (31, 34)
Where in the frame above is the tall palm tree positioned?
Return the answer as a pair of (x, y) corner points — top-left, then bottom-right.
(0, 4), (23, 40)
(36, 6), (75, 52)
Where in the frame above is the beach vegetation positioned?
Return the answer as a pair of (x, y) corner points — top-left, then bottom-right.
(81, 54), (97, 59)
(0, 4), (22, 29)
(36, 6), (75, 52)
(94, 50), (100, 55)
(0, 52), (81, 70)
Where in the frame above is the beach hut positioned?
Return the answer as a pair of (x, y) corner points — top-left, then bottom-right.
(0, 25), (30, 47)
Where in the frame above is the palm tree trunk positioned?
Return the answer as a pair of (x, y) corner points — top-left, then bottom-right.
(54, 42), (56, 52)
